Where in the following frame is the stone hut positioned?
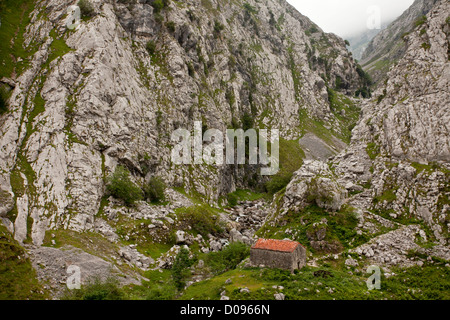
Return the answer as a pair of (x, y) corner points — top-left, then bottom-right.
(250, 239), (306, 272)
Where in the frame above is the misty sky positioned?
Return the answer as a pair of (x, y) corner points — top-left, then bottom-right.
(286, 0), (415, 37)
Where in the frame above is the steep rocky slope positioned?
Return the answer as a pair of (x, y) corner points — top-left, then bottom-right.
(0, 0), (368, 247)
(278, 0), (449, 261)
(361, 0), (440, 86)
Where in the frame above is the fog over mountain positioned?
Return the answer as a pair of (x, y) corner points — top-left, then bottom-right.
(287, 0), (414, 37)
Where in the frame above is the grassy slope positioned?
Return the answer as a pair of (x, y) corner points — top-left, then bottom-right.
(0, 0), (36, 79)
(0, 224), (47, 299)
(180, 261), (450, 300)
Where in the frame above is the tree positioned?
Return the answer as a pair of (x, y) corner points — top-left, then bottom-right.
(171, 247), (193, 290)
(146, 40), (156, 55)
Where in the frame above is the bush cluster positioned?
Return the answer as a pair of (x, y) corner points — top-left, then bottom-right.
(143, 176), (166, 203)
(106, 166), (143, 206)
(178, 205), (224, 237)
(77, 0), (96, 18)
(205, 242), (250, 275)
(146, 40), (156, 55)
(62, 277), (125, 300)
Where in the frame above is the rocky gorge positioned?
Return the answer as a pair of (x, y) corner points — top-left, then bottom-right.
(0, 0), (448, 300)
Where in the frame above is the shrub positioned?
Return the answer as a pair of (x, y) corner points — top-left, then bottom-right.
(0, 86), (8, 114)
(213, 20), (225, 34)
(241, 112), (253, 131)
(308, 26), (319, 34)
(62, 276), (125, 300)
(145, 285), (176, 300)
(166, 21), (176, 33)
(243, 2), (258, 15)
(356, 64), (373, 86)
(227, 193), (238, 207)
(178, 205), (224, 237)
(146, 40), (156, 55)
(415, 15), (427, 27)
(187, 62), (195, 77)
(151, 0), (169, 14)
(265, 174), (291, 195)
(106, 165), (143, 206)
(205, 242), (250, 275)
(421, 42), (431, 50)
(143, 176), (166, 203)
(171, 247), (194, 290)
(366, 142), (380, 160)
(77, 0), (96, 18)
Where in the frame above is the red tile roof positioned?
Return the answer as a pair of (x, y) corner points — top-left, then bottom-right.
(251, 239), (301, 253)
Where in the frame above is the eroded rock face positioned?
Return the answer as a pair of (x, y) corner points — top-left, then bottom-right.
(0, 0), (365, 245)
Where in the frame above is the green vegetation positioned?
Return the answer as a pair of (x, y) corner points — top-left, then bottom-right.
(205, 242), (250, 275)
(47, 30), (73, 64)
(0, 0), (36, 79)
(377, 88), (387, 104)
(181, 261), (450, 300)
(226, 189), (266, 207)
(366, 142), (380, 160)
(177, 205), (224, 237)
(213, 20), (225, 35)
(243, 2), (258, 15)
(0, 85), (9, 114)
(146, 40), (156, 55)
(415, 15), (427, 27)
(62, 276), (124, 300)
(166, 21), (176, 33)
(421, 42), (431, 50)
(143, 176), (166, 203)
(172, 247), (195, 290)
(327, 88), (361, 142)
(106, 166), (143, 206)
(265, 139), (304, 195)
(0, 224), (46, 299)
(227, 192), (238, 206)
(241, 112), (253, 131)
(258, 204), (367, 254)
(151, 0), (171, 14)
(77, 0), (96, 18)
(356, 64), (373, 96)
(287, 46), (303, 102)
(374, 189), (397, 203)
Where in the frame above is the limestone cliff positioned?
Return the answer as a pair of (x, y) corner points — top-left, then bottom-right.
(0, 0), (365, 245)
